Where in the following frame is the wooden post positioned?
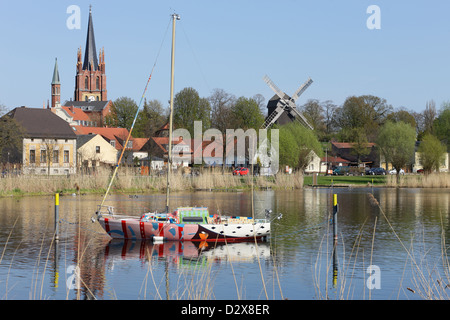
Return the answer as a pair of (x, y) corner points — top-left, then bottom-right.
(54, 193), (59, 241)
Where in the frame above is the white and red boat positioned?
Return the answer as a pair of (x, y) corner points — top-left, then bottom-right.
(96, 206), (270, 242)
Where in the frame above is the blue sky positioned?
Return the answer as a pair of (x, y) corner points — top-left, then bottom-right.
(1, 1), (450, 114)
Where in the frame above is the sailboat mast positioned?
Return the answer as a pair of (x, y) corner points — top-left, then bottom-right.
(166, 13), (180, 213)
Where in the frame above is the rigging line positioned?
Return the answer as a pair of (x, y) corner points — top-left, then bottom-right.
(99, 18), (172, 208)
(179, 23), (211, 93)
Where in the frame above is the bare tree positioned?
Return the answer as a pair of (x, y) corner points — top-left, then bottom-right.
(423, 100), (437, 134)
(209, 89), (236, 133)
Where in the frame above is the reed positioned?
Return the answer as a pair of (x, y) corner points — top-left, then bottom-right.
(385, 173), (450, 188)
(0, 168), (305, 196)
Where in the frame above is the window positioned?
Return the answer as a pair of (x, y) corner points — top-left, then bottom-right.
(64, 150), (69, 163)
(110, 140), (116, 148)
(127, 141), (133, 149)
(40, 150), (47, 163)
(53, 150), (59, 163)
(30, 150), (36, 163)
(85, 77), (89, 89)
(96, 76), (99, 90)
(96, 146), (100, 154)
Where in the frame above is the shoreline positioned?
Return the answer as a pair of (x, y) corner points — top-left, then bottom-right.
(0, 170), (448, 198)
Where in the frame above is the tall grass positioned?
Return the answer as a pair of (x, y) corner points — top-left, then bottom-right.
(313, 192), (450, 300)
(0, 168), (304, 196)
(386, 173), (450, 188)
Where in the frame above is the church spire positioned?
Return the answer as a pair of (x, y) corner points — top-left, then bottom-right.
(51, 58), (61, 108)
(52, 57), (60, 84)
(82, 5), (99, 71)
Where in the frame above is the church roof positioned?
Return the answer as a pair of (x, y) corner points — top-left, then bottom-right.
(82, 7), (99, 71)
(52, 58), (60, 85)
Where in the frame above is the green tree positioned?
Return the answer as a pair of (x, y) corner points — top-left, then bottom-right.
(386, 108), (416, 128)
(277, 122), (323, 172)
(0, 105), (24, 164)
(106, 97), (139, 129)
(173, 87), (211, 135)
(134, 99), (168, 138)
(334, 95), (392, 142)
(377, 121), (416, 183)
(434, 103), (450, 151)
(230, 97), (264, 130)
(418, 134), (446, 174)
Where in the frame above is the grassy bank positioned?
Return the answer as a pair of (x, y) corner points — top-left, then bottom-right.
(0, 169), (448, 197)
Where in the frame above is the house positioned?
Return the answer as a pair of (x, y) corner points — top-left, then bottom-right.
(76, 134), (117, 170)
(5, 107), (77, 175)
(331, 142), (379, 167)
(72, 126), (149, 164)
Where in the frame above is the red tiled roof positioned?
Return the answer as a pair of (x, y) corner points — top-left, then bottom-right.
(321, 156), (350, 163)
(332, 142), (376, 149)
(61, 106), (91, 121)
(72, 126), (141, 150)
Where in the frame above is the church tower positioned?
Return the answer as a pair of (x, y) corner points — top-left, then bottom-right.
(74, 6), (107, 102)
(51, 58), (61, 108)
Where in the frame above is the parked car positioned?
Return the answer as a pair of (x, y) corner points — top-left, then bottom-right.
(233, 167), (249, 176)
(333, 166), (350, 175)
(367, 167), (386, 175)
(388, 168), (404, 175)
(416, 169), (424, 174)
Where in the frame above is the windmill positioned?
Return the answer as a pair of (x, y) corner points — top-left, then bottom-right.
(261, 75), (313, 130)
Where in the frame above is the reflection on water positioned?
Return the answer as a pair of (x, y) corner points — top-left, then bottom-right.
(0, 188), (449, 300)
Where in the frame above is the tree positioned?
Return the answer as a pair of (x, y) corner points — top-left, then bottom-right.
(106, 97), (139, 129)
(351, 128), (371, 165)
(386, 108), (416, 128)
(277, 122), (323, 172)
(377, 121), (416, 183)
(0, 104), (24, 165)
(209, 88), (236, 133)
(423, 100), (437, 135)
(173, 87), (211, 135)
(299, 99), (325, 139)
(230, 97), (264, 130)
(433, 102), (450, 151)
(134, 99), (168, 138)
(418, 134), (446, 174)
(334, 95), (392, 142)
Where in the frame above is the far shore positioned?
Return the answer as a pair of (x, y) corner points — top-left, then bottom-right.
(0, 169), (448, 197)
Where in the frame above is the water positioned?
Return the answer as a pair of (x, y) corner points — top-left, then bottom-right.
(0, 187), (449, 300)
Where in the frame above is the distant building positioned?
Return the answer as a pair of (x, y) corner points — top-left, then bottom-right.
(5, 107), (77, 175)
(72, 126), (149, 164)
(51, 6), (112, 127)
(76, 134), (117, 171)
(331, 142), (379, 167)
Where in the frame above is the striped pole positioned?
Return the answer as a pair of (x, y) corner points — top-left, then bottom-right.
(55, 193), (60, 241)
(332, 194), (338, 287)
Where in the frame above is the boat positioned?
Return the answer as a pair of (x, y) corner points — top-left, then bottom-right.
(93, 14), (271, 242)
(96, 206), (270, 242)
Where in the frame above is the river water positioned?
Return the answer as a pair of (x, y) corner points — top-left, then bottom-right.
(0, 187), (449, 300)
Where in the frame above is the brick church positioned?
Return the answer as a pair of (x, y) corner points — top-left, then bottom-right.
(51, 6), (112, 127)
